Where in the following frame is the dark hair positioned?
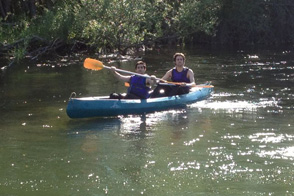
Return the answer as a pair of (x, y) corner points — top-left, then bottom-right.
(173, 53), (185, 62)
(135, 61), (146, 69)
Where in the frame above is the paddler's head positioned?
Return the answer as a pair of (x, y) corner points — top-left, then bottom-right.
(173, 53), (185, 68)
(135, 61), (146, 74)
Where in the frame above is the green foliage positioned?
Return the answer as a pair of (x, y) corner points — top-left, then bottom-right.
(1, 0), (294, 62)
(22, 3), (75, 41)
(2, 0), (223, 56)
(77, 0), (157, 53)
(176, 0), (220, 39)
(13, 42), (27, 63)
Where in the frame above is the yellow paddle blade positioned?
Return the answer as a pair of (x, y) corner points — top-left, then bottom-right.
(83, 58), (104, 70)
(124, 82), (130, 87)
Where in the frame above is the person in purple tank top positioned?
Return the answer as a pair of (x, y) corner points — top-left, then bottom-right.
(151, 53), (195, 97)
(162, 53), (195, 85)
(110, 61), (156, 99)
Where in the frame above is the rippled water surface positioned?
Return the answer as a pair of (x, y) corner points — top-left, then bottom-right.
(0, 46), (294, 195)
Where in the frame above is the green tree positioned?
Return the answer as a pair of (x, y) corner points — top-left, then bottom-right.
(2, 0), (294, 65)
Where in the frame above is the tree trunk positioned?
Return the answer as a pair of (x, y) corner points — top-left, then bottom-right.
(21, 0), (36, 18)
(0, 0), (11, 20)
(28, 0), (36, 17)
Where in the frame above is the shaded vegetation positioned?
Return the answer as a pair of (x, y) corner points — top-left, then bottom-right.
(1, 0), (294, 66)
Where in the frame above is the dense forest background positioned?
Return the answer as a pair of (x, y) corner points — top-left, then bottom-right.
(1, 0), (294, 65)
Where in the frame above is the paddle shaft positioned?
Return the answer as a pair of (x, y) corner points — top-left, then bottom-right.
(103, 64), (159, 80)
(108, 65), (212, 88)
(158, 83), (213, 88)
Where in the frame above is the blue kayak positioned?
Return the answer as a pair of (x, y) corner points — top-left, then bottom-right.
(66, 85), (213, 118)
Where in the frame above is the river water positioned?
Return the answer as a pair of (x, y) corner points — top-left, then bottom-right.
(0, 46), (293, 195)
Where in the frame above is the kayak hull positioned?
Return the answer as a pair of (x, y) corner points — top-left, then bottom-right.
(66, 86), (213, 118)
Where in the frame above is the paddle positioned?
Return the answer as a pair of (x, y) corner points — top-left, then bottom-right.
(83, 58), (214, 88)
(84, 58), (152, 79)
(158, 83), (213, 88)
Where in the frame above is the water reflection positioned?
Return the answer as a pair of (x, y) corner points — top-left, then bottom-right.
(66, 118), (121, 133)
(66, 109), (194, 139)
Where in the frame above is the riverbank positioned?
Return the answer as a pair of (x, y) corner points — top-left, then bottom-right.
(1, 1), (294, 71)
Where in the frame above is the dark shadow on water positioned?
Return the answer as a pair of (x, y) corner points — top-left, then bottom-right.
(65, 117), (122, 135)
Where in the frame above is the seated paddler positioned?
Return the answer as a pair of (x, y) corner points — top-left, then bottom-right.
(110, 61), (157, 99)
(151, 53), (196, 97)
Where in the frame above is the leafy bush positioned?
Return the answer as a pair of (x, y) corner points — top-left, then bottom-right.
(1, 0), (294, 62)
